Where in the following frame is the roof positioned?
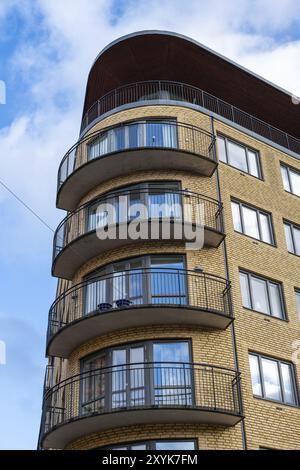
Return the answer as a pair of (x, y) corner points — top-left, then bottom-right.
(82, 30), (300, 139)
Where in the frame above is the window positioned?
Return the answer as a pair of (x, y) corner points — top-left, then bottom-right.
(249, 354), (297, 405)
(86, 181), (182, 231)
(81, 340), (192, 414)
(281, 164), (300, 197)
(231, 200), (274, 244)
(295, 290), (300, 322)
(88, 120), (177, 160)
(217, 135), (261, 178)
(84, 254), (187, 315)
(239, 271), (285, 319)
(103, 440), (197, 450)
(284, 221), (300, 256)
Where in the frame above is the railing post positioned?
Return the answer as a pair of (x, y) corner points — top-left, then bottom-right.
(204, 274), (208, 310)
(211, 367), (217, 410)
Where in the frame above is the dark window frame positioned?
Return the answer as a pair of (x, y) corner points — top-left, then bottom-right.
(295, 289), (300, 322)
(217, 134), (263, 179)
(99, 438), (198, 450)
(283, 219), (300, 256)
(232, 199), (275, 246)
(85, 180), (183, 233)
(249, 352), (298, 407)
(80, 338), (194, 414)
(81, 338), (193, 370)
(84, 253), (187, 281)
(239, 270), (286, 320)
(87, 118), (179, 158)
(280, 162), (300, 198)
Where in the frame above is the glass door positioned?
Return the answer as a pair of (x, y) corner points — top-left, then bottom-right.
(152, 341), (193, 407)
(149, 255), (187, 305)
(84, 274), (108, 315)
(145, 121), (177, 148)
(111, 345), (145, 410)
(81, 354), (106, 414)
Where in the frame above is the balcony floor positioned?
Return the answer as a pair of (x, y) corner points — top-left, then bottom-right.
(47, 304), (233, 358)
(42, 407), (243, 449)
(52, 222), (225, 280)
(57, 148), (217, 211)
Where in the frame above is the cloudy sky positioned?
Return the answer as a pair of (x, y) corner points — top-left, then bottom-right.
(0, 0), (300, 450)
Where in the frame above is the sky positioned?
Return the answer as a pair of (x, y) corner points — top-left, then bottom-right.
(0, 0), (300, 450)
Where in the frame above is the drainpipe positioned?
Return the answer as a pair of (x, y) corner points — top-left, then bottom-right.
(210, 115), (247, 450)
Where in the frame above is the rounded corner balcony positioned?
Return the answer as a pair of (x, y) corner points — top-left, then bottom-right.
(40, 362), (243, 449)
(56, 120), (217, 211)
(46, 269), (233, 358)
(52, 188), (225, 280)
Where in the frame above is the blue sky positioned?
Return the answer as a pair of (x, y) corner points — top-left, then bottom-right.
(0, 0), (300, 450)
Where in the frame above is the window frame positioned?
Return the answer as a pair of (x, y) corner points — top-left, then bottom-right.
(231, 199), (275, 246)
(239, 270), (286, 320)
(100, 438), (198, 450)
(80, 338), (194, 414)
(87, 118), (178, 160)
(249, 352), (298, 407)
(280, 162), (300, 198)
(217, 134), (262, 179)
(85, 180), (183, 233)
(81, 338), (193, 371)
(283, 219), (300, 256)
(295, 289), (300, 322)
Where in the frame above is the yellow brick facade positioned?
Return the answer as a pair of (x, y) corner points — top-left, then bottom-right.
(47, 103), (300, 450)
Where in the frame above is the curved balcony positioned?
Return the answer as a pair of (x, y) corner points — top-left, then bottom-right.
(57, 120), (217, 211)
(53, 189), (224, 279)
(40, 362), (243, 449)
(47, 269), (232, 358)
(80, 80), (300, 155)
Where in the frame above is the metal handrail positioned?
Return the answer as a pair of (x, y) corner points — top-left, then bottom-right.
(40, 361), (242, 441)
(57, 119), (216, 191)
(47, 267), (232, 345)
(53, 188), (223, 263)
(80, 80), (300, 155)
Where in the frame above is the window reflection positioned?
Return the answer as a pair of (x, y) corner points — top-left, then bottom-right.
(249, 353), (296, 405)
(81, 340), (192, 413)
(88, 120), (177, 161)
(104, 440), (196, 450)
(83, 254), (187, 314)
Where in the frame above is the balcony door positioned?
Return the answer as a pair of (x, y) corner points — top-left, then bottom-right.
(86, 181), (182, 231)
(81, 340), (193, 414)
(87, 120), (178, 161)
(111, 345), (146, 409)
(83, 255), (187, 314)
(152, 342), (192, 406)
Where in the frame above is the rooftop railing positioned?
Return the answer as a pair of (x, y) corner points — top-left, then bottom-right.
(80, 80), (300, 155)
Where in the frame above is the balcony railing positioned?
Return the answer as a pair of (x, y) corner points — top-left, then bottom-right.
(47, 268), (232, 346)
(80, 80), (300, 155)
(57, 120), (216, 192)
(43, 365), (54, 396)
(53, 188), (223, 263)
(41, 362), (242, 442)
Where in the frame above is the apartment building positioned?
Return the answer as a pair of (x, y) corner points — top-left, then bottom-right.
(38, 31), (300, 450)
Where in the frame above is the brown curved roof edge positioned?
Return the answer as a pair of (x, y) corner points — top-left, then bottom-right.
(82, 30), (300, 139)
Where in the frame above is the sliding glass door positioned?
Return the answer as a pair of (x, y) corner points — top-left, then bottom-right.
(81, 340), (193, 414)
(86, 181), (182, 231)
(153, 342), (192, 406)
(87, 120), (178, 161)
(83, 255), (187, 314)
